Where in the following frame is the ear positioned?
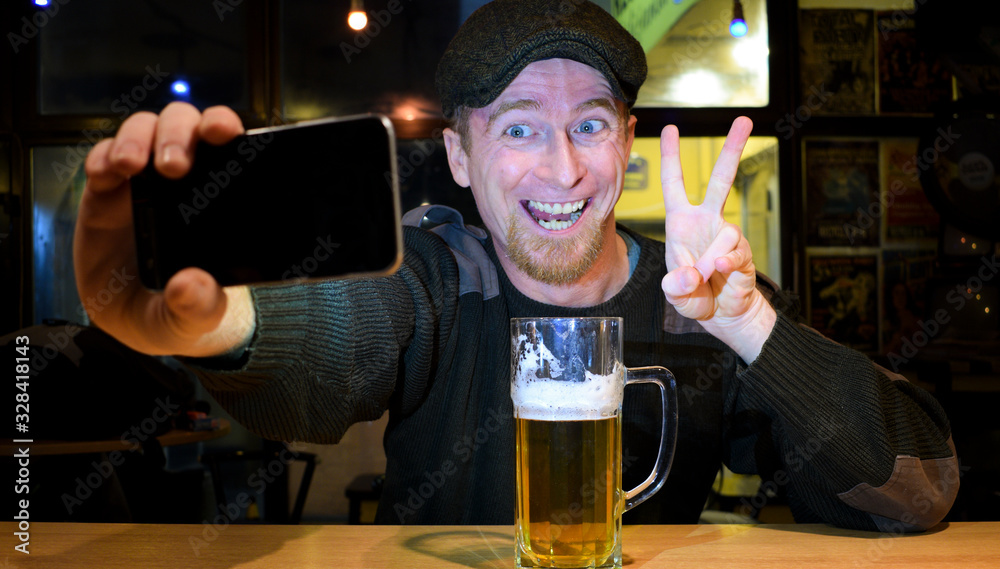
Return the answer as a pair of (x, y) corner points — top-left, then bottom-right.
(443, 127), (471, 188)
(624, 114), (637, 157)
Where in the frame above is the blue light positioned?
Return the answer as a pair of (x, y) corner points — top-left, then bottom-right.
(34, 0), (50, 6)
(171, 80), (190, 96)
(730, 18), (748, 38)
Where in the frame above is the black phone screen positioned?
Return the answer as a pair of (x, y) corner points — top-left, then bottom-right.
(131, 115), (402, 289)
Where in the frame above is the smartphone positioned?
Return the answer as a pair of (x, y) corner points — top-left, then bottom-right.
(130, 114), (402, 289)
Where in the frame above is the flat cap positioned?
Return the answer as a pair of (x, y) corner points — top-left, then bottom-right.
(435, 0), (647, 119)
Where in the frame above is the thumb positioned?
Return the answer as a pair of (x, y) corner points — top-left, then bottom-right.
(661, 266), (702, 301)
(158, 267), (228, 339)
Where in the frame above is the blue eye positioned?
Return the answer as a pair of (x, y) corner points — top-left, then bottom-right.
(576, 120), (606, 134)
(506, 124), (533, 138)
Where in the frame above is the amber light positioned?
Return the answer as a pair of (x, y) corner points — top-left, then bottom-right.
(348, 0), (367, 31)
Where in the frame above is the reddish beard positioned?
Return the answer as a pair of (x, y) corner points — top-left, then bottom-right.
(504, 211), (605, 285)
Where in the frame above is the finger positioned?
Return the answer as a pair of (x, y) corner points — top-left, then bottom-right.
(84, 139), (129, 195)
(199, 105), (245, 145)
(662, 266), (704, 299)
(76, 114), (161, 332)
(153, 101), (204, 179)
(714, 234), (754, 275)
(702, 117), (753, 213)
(78, 147), (136, 231)
(104, 111), (160, 180)
(77, 131), (149, 298)
(660, 124), (689, 210)
(693, 224), (742, 282)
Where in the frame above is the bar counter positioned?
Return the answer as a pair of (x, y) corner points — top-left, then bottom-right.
(4, 521), (998, 568)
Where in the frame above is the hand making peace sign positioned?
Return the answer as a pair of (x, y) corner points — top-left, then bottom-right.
(659, 117), (777, 363)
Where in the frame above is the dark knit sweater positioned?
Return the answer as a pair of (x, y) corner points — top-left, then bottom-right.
(192, 221), (957, 531)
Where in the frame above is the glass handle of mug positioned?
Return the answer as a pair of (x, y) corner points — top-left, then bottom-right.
(622, 366), (678, 512)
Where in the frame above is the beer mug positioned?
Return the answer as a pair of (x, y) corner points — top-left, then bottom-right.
(510, 317), (678, 569)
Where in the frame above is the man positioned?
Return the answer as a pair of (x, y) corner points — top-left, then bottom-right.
(75, 0), (958, 530)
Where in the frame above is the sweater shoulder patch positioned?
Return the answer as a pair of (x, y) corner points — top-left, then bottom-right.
(663, 302), (707, 335)
(402, 205), (499, 300)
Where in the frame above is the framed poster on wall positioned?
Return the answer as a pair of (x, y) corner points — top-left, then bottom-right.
(804, 139), (880, 247)
(807, 251), (880, 354)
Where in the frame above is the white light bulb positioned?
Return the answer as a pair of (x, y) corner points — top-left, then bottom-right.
(348, 10), (367, 30)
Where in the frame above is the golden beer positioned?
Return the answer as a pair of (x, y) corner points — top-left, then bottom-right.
(511, 317), (676, 569)
(515, 415), (623, 568)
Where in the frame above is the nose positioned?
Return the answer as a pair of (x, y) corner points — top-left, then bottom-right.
(535, 131), (585, 189)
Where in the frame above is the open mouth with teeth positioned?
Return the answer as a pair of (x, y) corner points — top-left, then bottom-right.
(523, 199), (590, 231)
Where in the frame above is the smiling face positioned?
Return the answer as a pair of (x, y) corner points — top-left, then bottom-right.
(443, 58), (636, 296)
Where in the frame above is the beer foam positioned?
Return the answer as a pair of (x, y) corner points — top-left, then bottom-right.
(512, 334), (623, 421)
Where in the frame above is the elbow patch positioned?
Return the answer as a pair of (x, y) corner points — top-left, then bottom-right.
(837, 445), (960, 532)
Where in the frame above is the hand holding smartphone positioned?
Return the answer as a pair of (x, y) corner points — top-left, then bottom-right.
(130, 114), (402, 289)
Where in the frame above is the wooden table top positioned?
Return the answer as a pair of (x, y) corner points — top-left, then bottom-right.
(3, 521), (998, 568)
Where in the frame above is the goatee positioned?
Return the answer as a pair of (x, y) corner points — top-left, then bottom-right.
(505, 212), (605, 286)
